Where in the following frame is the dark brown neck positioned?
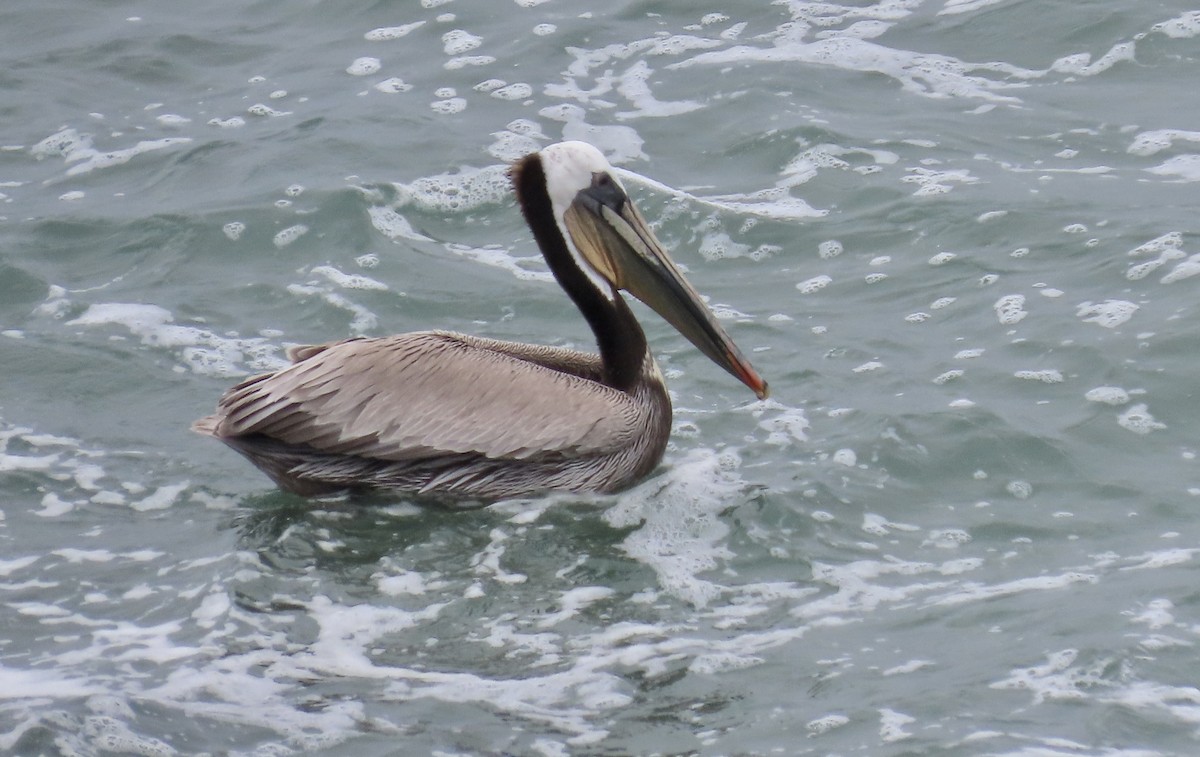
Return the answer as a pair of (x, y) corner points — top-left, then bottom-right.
(510, 153), (648, 393)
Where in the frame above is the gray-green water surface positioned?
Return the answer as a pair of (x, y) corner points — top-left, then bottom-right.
(2, 1), (1200, 754)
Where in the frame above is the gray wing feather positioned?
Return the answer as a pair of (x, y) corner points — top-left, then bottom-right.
(211, 332), (638, 461)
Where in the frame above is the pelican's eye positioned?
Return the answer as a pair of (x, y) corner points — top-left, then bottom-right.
(589, 172), (624, 209)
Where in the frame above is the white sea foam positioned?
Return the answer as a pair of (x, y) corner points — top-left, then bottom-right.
(779, 144), (897, 188)
(365, 22), (425, 41)
(1146, 155), (1200, 182)
(1152, 10), (1200, 38)
(1085, 386), (1130, 405)
(993, 294), (1027, 325)
(539, 104), (647, 165)
(938, 0), (1008, 15)
(1013, 369), (1063, 383)
(536, 587), (616, 628)
(641, 181), (826, 221)
(155, 113), (190, 128)
(883, 659), (935, 676)
(489, 82), (533, 101)
(1076, 299), (1137, 328)
(486, 122), (546, 161)
(604, 448), (747, 607)
(1130, 233), (1183, 256)
(818, 239), (843, 259)
(442, 29), (482, 56)
(1050, 42), (1135, 76)
(1125, 232), (1186, 280)
(1127, 129), (1200, 157)
(444, 55), (495, 70)
(31, 127), (192, 178)
(246, 103), (291, 117)
(272, 224), (308, 248)
(310, 264), (389, 291)
(807, 714), (850, 734)
(374, 77), (413, 94)
(880, 708), (916, 742)
(797, 274), (832, 293)
(928, 572), (1098, 608)
(345, 57), (381, 76)
(391, 164), (512, 213)
(853, 361), (884, 373)
(833, 448), (857, 467)
(793, 556), (969, 621)
(366, 205), (434, 242)
(446, 243), (553, 282)
(1160, 253), (1200, 282)
(756, 405), (810, 445)
(990, 648), (1087, 702)
(0, 665), (101, 700)
(674, 36), (1034, 103)
(130, 482), (189, 512)
(904, 167), (979, 195)
(54, 291), (286, 377)
(286, 283), (378, 334)
(430, 97), (467, 114)
(370, 164), (557, 281)
(612, 60), (704, 120)
(1120, 548), (1199, 571)
(1117, 404), (1166, 435)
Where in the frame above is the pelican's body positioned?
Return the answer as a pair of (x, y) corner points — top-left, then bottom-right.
(194, 142), (767, 501)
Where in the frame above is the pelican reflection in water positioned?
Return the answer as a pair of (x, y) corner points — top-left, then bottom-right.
(194, 142), (768, 500)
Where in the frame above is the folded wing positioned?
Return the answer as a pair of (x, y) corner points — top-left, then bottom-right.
(208, 332), (639, 462)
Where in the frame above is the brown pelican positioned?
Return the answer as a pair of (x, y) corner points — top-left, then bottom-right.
(193, 141), (768, 500)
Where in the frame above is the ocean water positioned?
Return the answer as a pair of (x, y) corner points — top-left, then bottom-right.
(2, 0), (1200, 754)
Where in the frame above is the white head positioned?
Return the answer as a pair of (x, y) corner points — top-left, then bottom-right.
(540, 141), (622, 226)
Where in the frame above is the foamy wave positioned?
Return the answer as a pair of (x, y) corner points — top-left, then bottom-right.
(672, 37), (1034, 104)
(31, 127), (192, 179)
(53, 289), (287, 377)
(618, 168), (827, 222)
(6, 413), (1200, 753)
(604, 448), (750, 607)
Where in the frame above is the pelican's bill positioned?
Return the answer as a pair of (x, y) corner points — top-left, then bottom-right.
(564, 174), (769, 400)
